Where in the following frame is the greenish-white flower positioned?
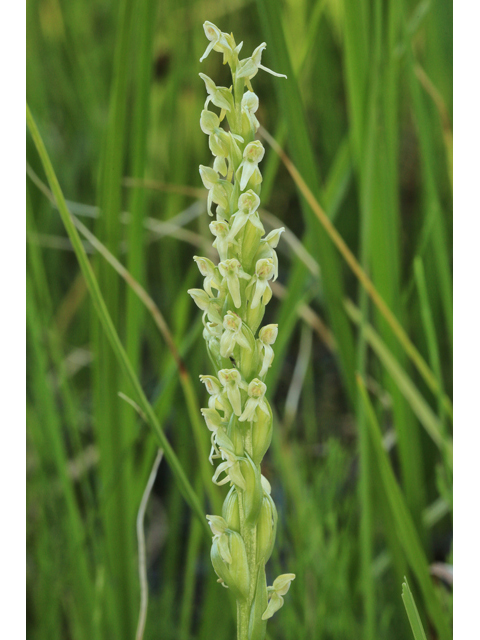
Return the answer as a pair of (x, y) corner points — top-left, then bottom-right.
(241, 90), (260, 132)
(212, 447), (246, 490)
(218, 259), (251, 309)
(199, 73), (234, 112)
(210, 220), (238, 261)
(239, 378), (269, 422)
(187, 288), (222, 324)
(193, 256), (221, 296)
(258, 324), (278, 377)
(227, 190), (264, 242)
(220, 311), (251, 358)
(249, 258), (275, 309)
(199, 374), (227, 410)
(236, 43), (287, 80)
(218, 368), (247, 416)
(262, 574), (296, 620)
(237, 140), (265, 191)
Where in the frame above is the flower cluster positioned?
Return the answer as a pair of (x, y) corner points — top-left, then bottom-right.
(188, 22), (294, 640)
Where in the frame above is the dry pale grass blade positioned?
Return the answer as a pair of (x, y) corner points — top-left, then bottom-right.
(135, 449), (164, 640)
(259, 125), (452, 418)
(414, 64), (452, 189)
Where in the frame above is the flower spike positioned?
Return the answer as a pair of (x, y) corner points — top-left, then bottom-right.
(192, 22), (294, 638)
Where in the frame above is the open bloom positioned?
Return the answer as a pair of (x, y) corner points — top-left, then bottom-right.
(262, 574), (296, 620)
(239, 379), (269, 422)
(236, 43), (287, 81)
(220, 311), (251, 358)
(248, 258), (275, 309)
(258, 324), (278, 377)
(187, 288), (222, 324)
(199, 22), (243, 65)
(199, 165), (233, 215)
(206, 515), (232, 564)
(199, 73), (234, 112)
(227, 190), (264, 243)
(199, 22), (232, 62)
(218, 368), (248, 416)
(212, 447), (246, 490)
(199, 374), (227, 410)
(193, 256), (221, 296)
(237, 141), (265, 191)
(218, 259), (250, 309)
(201, 407), (232, 464)
(210, 220), (238, 261)
(255, 227), (285, 281)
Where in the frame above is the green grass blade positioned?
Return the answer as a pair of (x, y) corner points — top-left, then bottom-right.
(256, 0), (357, 405)
(346, 298), (452, 467)
(357, 376), (451, 640)
(26, 102), (209, 535)
(402, 577), (428, 640)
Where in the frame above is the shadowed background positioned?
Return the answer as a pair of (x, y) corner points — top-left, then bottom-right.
(26, 0), (452, 638)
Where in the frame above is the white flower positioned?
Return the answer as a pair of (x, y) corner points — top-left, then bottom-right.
(199, 165), (233, 215)
(193, 256), (221, 296)
(255, 227), (285, 281)
(241, 91), (260, 132)
(199, 73), (234, 112)
(258, 324), (278, 377)
(227, 190), (264, 243)
(248, 258), (275, 309)
(199, 374), (227, 410)
(236, 43), (287, 81)
(236, 141), (265, 191)
(218, 368), (248, 416)
(218, 259), (251, 309)
(206, 515), (232, 563)
(187, 288), (222, 324)
(209, 220), (238, 261)
(212, 447), (246, 490)
(261, 574), (296, 620)
(220, 311), (251, 358)
(239, 379), (269, 422)
(199, 22), (232, 63)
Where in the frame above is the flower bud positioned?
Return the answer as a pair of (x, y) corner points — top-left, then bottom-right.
(209, 130), (230, 157)
(199, 164), (218, 190)
(242, 90), (259, 114)
(206, 514), (228, 536)
(222, 486), (240, 532)
(256, 492), (277, 563)
(251, 400), (272, 464)
(200, 109), (220, 135)
(239, 453), (263, 525)
(211, 530), (250, 601)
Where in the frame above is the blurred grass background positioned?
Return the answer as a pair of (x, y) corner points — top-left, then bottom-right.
(26, 0), (452, 638)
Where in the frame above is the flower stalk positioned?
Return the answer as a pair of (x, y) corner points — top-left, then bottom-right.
(189, 22), (295, 640)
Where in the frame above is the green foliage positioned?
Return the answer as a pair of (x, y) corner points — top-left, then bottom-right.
(27, 1), (452, 639)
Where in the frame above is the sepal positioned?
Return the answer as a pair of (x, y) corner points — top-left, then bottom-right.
(256, 490), (277, 563)
(222, 485), (240, 532)
(261, 574), (296, 620)
(240, 453), (263, 525)
(211, 529), (250, 601)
